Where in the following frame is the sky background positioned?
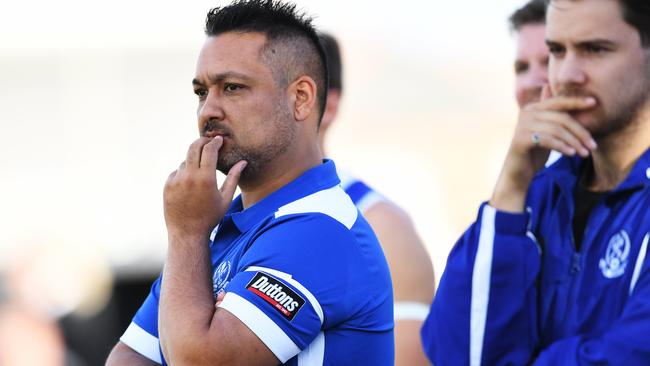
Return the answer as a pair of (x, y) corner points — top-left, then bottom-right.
(1, 0), (531, 305)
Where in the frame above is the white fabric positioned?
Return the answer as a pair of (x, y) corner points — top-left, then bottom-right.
(393, 301), (430, 321)
(245, 266), (324, 324)
(297, 332), (325, 366)
(630, 233), (649, 295)
(275, 185), (358, 230)
(219, 292), (301, 363)
(120, 322), (162, 364)
(545, 150), (562, 167)
(336, 169), (357, 190)
(470, 205), (496, 366)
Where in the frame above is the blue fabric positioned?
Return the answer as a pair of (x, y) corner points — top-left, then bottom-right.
(422, 148), (650, 365)
(345, 181), (373, 205)
(127, 160), (394, 365)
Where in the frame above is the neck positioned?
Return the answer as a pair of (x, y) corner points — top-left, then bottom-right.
(318, 138), (327, 158)
(585, 108), (650, 191)
(239, 143), (322, 209)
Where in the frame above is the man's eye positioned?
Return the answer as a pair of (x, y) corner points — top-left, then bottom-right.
(194, 89), (207, 98)
(224, 84), (243, 92)
(515, 62), (529, 75)
(585, 45), (606, 54)
(548, 45), (565, 56)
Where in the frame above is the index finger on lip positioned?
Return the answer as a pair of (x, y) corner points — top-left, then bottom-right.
(199, 136), (224, 170)
(186, 137), (212, 169)
(540, 96), (596, 112)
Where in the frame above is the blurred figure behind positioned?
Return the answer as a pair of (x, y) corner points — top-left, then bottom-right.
(510, 0), (548, 108)
(318, 33), (435, 366)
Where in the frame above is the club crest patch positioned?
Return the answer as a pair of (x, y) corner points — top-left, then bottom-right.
(213, 260), (232, 297)
(246, 272), (305, 321)
(599, 230), (631, 279)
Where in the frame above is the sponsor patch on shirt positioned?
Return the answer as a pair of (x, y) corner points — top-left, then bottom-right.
(246, 272), (305, 321)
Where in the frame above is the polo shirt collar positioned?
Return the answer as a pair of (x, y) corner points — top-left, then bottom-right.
(226, 159), (340, 233)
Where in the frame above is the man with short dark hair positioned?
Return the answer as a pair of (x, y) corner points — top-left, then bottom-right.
(105, 1), (394, 365)
(318, 33), (435, 366)
(422, 0), (650, 364)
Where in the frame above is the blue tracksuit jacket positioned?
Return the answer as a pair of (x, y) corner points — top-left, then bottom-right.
(422, 148), (650, 365)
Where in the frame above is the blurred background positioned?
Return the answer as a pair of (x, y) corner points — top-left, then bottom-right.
(1, 0), (527, 364)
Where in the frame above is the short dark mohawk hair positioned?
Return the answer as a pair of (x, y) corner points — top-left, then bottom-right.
(204, 0), (329, 122)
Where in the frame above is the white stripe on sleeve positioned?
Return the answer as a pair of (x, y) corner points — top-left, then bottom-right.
(470, 205), (496, 366)
(393, 301), (430, 321)
(297, 332), (325, 366)
(119, 322), (162, 364)
(219, 292), (301, 363)
(630, 233), (649, 296)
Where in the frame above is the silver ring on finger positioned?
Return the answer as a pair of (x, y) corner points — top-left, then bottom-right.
(531, 132), (541, 145)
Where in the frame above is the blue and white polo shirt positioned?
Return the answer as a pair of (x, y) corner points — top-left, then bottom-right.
(120, 159), (395, 365)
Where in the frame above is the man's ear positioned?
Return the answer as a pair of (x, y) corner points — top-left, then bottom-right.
(291, 76), (317, 122)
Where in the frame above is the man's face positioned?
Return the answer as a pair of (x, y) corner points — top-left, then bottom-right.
(193, 32), (295, 179)
(515, 23), (549, 107)
(547, 0), (650, 138)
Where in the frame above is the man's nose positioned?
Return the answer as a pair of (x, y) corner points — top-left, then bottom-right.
(198, 90), (225, 124)
(554, 54), (587, 87)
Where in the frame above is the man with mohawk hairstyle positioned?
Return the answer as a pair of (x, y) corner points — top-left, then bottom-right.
(106, 1), (394, 365)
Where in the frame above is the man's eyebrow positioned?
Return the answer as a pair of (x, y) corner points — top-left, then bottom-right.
(576, 39), (617, 48)
(192, 72), (254, 86)
(545, 38), (617, 47)
(546, 39), (560, 47)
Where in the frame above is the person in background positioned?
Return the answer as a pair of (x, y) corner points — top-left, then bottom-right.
(510, 0), (548, 108)
(318, 33), (435, 366)
(421, 0), (650, 364)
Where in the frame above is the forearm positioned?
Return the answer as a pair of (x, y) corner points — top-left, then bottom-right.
(395, 320), (431, 366)
(106, 342), (159, 366)
(422, 204), (541, 365)
(159, 233), (215, 364)
(490, 155), (535, 213)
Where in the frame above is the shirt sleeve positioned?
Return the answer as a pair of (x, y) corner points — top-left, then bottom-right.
(217, 213), (363, 363)
(421, 202), (541, 366)
(119, 276), (164, 364)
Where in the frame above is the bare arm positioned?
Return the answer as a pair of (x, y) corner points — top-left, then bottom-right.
(159, 136), (278, 365)
(105, 342), (159, 366)
(364, 201), (435, 366)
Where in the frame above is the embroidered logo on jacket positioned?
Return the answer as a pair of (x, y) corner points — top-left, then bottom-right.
(212, 260), (231, 297)
(246, 272), (305, 321)
(599, 230), (631, 279)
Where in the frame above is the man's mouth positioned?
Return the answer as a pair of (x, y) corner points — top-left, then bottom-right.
(204, 131), (229, 138)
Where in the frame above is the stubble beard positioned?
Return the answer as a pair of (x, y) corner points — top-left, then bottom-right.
(216, 101), (296, 182)
(559, 60), (650, 140)
(592, 75), (650, 140)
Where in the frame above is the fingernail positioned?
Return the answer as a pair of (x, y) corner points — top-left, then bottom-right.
(589, 139), (597, 149)
(567, 148), (576, 156)
(586, 97), (596, 104)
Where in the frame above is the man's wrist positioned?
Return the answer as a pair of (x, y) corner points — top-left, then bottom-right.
(167, 230), (211, 247)
(490, 177), (531, 213)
